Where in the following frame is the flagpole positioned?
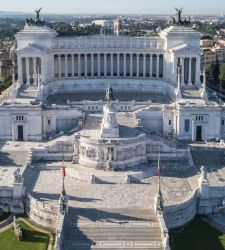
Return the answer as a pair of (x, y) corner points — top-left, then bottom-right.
(157, 151), (161, 193)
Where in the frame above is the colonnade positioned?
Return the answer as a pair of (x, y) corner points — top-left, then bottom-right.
(20, 57), (41, 86)
(176, 57), (198, 85)
(54, 53), (164, 79)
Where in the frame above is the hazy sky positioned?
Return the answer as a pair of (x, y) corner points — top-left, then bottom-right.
(0, 0), (224, 15)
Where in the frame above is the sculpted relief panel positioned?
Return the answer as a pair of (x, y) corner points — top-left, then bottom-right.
(78, 141), (146, 163)
(146, 143), (163, 153)
(79, 146), (97, 159)
(116, 144), (145, 161)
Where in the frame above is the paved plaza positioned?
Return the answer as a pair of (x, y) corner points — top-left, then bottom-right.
(1, 138), (225, 249)
(23, 163), (199, 208)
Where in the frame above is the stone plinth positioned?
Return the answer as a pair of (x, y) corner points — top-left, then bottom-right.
(76, 134), (147, 170)
(101, 104), (119, 138)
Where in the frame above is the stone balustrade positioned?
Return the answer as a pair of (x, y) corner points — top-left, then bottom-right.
(164, 190), (198, 229)
(55, 213), (65, 250)
(27, 194), (60, 229)
(0, 84), (14, 102)
(54, 36), (164, 50)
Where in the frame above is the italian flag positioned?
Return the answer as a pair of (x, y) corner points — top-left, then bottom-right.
(61, 165), (66, 177)
(157, 152), (160, 178)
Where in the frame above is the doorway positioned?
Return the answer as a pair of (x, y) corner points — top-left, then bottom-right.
(196, 126), (202, 141)
(17, 125), (24, 141)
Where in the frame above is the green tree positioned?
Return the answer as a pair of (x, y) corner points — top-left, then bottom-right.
(209, 63), (215, 79)
(209, 61), (220, 80)
(219, 63), (225, 82)
(214, 60), (220, 80)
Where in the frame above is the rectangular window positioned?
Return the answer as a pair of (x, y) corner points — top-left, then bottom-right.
(169, 120), (171, 125)
(196, 116), (203, 121)
(222, 119), (224, 126)
(185, 119), (190, 132)
(16, 115), (24, 121)
(48, 119), (51, 125)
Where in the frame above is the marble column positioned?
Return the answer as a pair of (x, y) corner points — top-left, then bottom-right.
(137, 54), (139, 77)
(150, 54), (152, 77)
(111, 53), (113, 77)
(192, 120), (195, 141)
(78, 54), (81, 77)
(98, 53), (100, 77)
(91, 53), (94, 77)
(196, 56), (200, 85)
(130, 53), (133, 77)
(188, 57), (192, 85)
(65, 54), (68, 77)
(85, 54), (88, 77)
(17, 56), (23, 83)
(180, 58), (184, 85)
(33, 57), (37, 85)
(156, 54), (159, 78)
(117, 53), (120, 77)
(58, 55), (61, 78)
(72, 54), (75, 77)
(123, 53), (126, 77)
(26, 57), (30, 85)
(104, 53), (107, 77)
(143, 54), (146, 77)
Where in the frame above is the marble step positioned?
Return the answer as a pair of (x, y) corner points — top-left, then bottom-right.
(62, 240), (163, 249)
(62, 208), (163, 249)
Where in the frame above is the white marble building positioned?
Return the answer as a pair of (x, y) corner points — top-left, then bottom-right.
(0, 21), (224, 143)
(16, 25), (200, 88)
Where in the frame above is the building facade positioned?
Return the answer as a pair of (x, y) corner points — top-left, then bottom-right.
(0, 22), (224, 143)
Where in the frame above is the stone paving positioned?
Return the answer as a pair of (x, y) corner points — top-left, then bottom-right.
(23, 164), (199, 208)
(2, 138), (225, 249)
(1, 139), (224, 205)
(0, 167), (17, 187)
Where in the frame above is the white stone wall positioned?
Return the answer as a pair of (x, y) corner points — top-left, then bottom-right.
(44, 107), (84, 136)
(27, 194), (59, 229)
(164, 191), (198, 229)
(47, 78), (174, 96)
(15, 25), (201, 88)
(136, 108), (163, 133)
(0, 106), (43, 141)
(176, 107), (221, 141)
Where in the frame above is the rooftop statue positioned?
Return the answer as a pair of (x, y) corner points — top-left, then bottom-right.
(175, 7), (183, 25)
(172, 7), (191, 26)
(35, 7), (42, 22)
(26, 7), (45, 26)
(105, 84), (114, 102)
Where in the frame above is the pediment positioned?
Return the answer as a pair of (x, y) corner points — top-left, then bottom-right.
(16, 44), (45, 54)
(170, 44), (200, 54)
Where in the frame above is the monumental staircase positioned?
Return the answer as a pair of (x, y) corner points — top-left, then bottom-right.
(62, 207), (164, 250)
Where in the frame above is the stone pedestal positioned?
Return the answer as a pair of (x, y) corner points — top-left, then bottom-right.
(13, 182), (24, 198)
(198, 180), (212, 214)
(101, 104), (119, 138)
(198, 166), (212, 214)
(175, 88), (182, 100)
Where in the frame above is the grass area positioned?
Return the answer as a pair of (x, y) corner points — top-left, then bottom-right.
(0, 212), (10, 222)
(170, 218), (225, 250)
(0, 221), (49, 250)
